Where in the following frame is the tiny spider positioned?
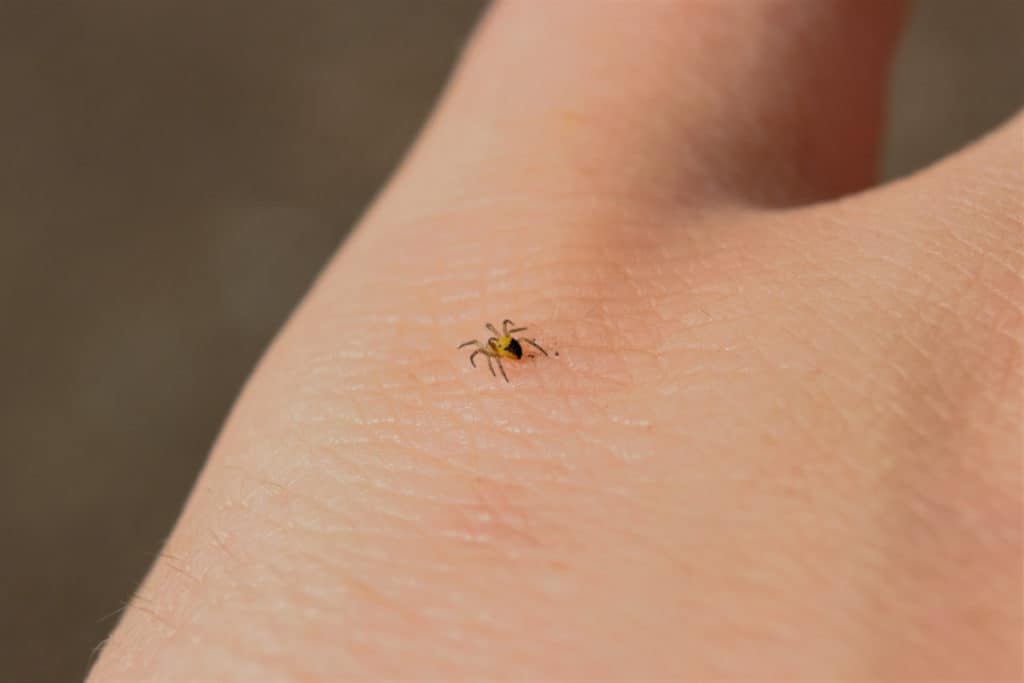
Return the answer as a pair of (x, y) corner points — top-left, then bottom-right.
(458, 319), (549, 382)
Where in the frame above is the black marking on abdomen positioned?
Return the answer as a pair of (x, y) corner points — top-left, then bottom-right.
(507, 338), (523, 359)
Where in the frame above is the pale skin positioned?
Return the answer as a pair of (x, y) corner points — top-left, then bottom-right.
(90, 1), (1022, 680)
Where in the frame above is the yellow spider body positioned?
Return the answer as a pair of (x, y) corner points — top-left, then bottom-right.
(492, 335), (523, 360)
(458, 320), (548, 382)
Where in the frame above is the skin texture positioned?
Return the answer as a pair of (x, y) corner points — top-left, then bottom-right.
(91, 1), (1022, 680)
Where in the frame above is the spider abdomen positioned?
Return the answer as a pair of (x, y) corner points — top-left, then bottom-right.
(506, 337), (523, 359)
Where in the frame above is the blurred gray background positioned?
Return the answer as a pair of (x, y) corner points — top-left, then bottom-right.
(1, 1), (1021, 681)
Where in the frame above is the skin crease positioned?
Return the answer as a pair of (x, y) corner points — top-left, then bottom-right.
(90, 1), (1022, 680)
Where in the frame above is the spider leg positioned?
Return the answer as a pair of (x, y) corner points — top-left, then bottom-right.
(486, 355), (496, 377)
(458, 339), (480, 349)
(468, 349), (482, 368)
(495, 358), (509, 382)
(507, 327), (527, 335)
(502, 319), (515, 334)
(521, 338), (548, 356)
(486, 323), (501, 338)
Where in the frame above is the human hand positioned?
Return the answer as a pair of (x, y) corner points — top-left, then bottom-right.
(91, 1), (1021, 679)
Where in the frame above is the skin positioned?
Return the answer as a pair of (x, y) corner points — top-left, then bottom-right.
(91, 1), (1022, 680)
